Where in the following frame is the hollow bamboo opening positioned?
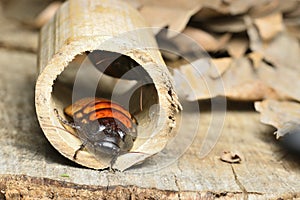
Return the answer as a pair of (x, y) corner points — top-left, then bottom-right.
(50, 51), (160, 168)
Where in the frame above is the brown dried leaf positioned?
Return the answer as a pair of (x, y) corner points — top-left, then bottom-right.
(200, 0), (272, 15)
(139, 0), (300, 103)
(136, 0), (202, 36)
(278, 0), (300, 14)
(191, 7), (226, 21)
(219, 58), (284, 100)
(283, 7), (300, 38)
(220, 150), (243, 164)
(257, 61), (300, 102)
(245, 15), (262, 52)
(174, 19), (298, 102)
(250, 32), (300, 102)
(182, 27), (231, 52)
(246, 15), (300, 69)
(199, 17), (247, 33)
(255, 100), (300, 138)
(173, 57), (284, 101)
(254, 12), (284, 41)
(247, 52), (263, 68)
(198, 0), (227, 13)
(227, 36), (249, 58)
(227, 0), (271, 15)
(263, 33), (300, 69)
(173, 58), (213, 100)
(248, 0), (299, 17)
(209, 57), (232, 78)
(249, 0), (280, 17)
(286, 24), (300, 40)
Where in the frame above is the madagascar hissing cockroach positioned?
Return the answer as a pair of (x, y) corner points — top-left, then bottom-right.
(55, 97), (137, 161)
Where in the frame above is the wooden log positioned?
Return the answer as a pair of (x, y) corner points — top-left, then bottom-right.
(35, 0), (181, 170)
(0, 48), (299, 199)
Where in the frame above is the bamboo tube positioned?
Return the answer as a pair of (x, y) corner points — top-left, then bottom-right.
(35, 0), (181, 170)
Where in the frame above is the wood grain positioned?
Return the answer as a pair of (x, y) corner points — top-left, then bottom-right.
(0, 48), (299, 199)
(35, 0), (181, 170)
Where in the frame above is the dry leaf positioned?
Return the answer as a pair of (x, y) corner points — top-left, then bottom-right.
(143, 1), (299, 105)
(209, 57), (232, 78)
(278, 0), (300, 14)
(227, 0), (270, 15)
(251, 0), (300, 24)
(182, 27), (231, 52)
(220, 150), (243, 164)
(192, 7), (226, 21)
(256, 61), (300, 102)
(227, 36), (249, 58)
(249, 0), (280, 17)
(247, 52), (263, 68)
(198, 0), (228, 14)
(173, 57), (284, 101)
(199, 17), (247, 33)
(134, 0), (202, 36)
(286, 24), (300, 40)
(246, 15), (300, 69)
(263, 33), (300, 70)
(219, 58), (284, 101)
(244, 15), (263, 52)
(200, 0), (273, 15)
(250, 32), (300, 102)
(282, 2), (300, 39)
(254, 12), (284, 41)
(255, 100), (300, 138)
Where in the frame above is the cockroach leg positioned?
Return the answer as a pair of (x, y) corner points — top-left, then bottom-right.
(54, 108), (81, 130)
(73, 141), (87, 160)
(109, 150), (121, 172)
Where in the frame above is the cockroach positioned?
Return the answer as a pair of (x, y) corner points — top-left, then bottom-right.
(55, 97), (137, 162)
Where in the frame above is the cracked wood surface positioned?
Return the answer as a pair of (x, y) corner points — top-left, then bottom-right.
(0, 48), (299, 199)
(0, 7), (300, 199)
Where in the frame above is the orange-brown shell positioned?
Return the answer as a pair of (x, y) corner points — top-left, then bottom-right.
(64, 97), (135, 130)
